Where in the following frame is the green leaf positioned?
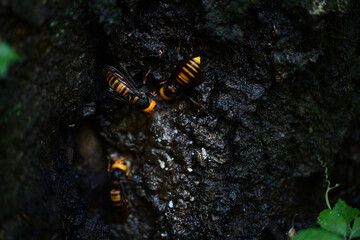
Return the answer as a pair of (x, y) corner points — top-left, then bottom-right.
(317, 209), (347, 237)
(293, 228), (343, 240)
(350, 217), (360, 239)
(0, 42), (21, 78)
(333, 199), (360, 224)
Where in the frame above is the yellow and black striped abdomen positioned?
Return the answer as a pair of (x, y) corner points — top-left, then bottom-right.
(110, 189), (123, 207)
(107, 71), (129, 97)
(176, 57), (201, 86)
(110, 189), (129, 213)
(160, 56), (203, 101)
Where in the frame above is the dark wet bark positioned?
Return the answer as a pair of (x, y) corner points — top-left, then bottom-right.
(0, 0), (360, 239)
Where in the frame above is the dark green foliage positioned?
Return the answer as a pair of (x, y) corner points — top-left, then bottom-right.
(294, 199), (360, 240)
(0, 42), (21, 79)
(294, 228), (342, 240)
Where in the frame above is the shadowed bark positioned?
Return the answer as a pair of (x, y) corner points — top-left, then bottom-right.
(0, 0), (360, 239)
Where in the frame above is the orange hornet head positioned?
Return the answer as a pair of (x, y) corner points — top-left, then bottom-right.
(112, 160), (128, 172)
(159, 86), (173, 101)
(142, 99), (157, 113)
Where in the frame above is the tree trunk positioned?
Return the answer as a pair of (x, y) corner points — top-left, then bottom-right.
(1, 0), (360, 239)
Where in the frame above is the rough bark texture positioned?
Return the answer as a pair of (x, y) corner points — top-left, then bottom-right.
(0, 0), (360, 239)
